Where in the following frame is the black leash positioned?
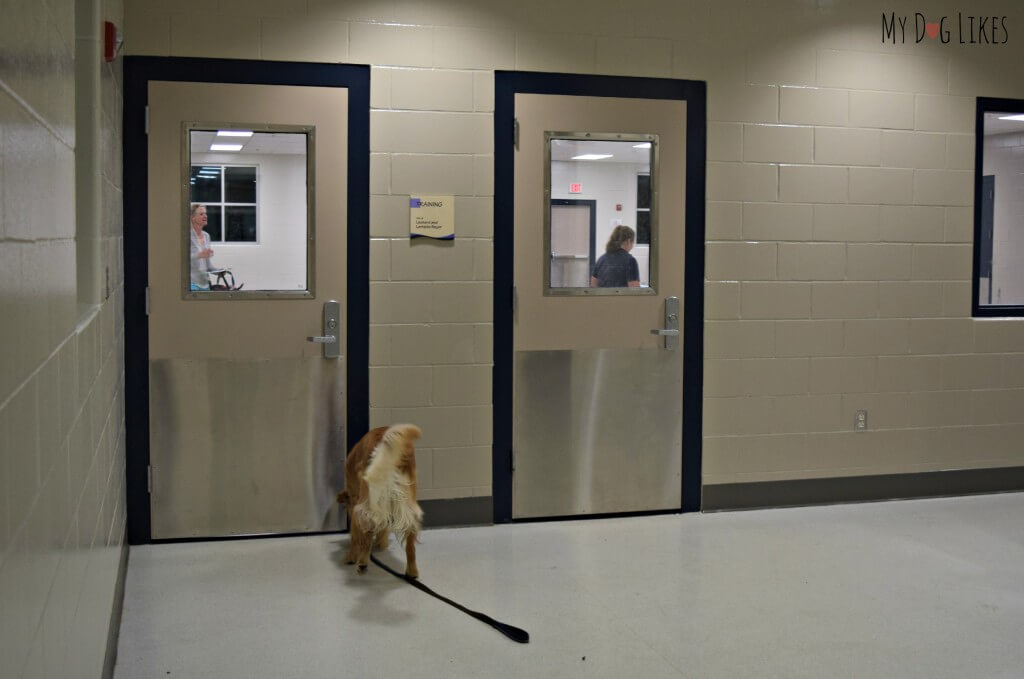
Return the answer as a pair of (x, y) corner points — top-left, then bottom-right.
(369, 554), (530, 644)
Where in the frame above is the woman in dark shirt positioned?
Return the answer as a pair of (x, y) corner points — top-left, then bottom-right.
(591, 224), (640, 288)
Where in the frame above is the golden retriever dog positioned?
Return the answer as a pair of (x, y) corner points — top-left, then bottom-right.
(337, 424), (423, 578)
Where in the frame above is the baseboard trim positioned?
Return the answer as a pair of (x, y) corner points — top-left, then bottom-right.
(102, 539), (130, 679)
(421, 496), (493, 527)
(702, 466), (1024, 511)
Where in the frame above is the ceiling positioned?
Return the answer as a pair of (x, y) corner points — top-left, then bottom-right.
(984, 112), (1024, 136)
(189, 130), (308, 156)
(549, 138), (652, 167)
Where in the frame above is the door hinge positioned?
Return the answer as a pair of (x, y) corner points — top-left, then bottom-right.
(144, 105), (149, 135)
(509, 449), (515, 472)
(513, 118), (519, 150)
(147, 465), (153, 493)
(145, 286), (151, 316)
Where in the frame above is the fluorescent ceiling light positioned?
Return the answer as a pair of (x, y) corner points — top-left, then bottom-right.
(571, 154), (613, 160)
(217, 130), (254, 137)
(210, 144), (243, 151)
(997, 114), (1024, 121)
(633, 142), (651, 149)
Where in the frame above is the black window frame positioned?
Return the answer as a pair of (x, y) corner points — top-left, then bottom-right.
(973, 96), (1024, 317)
(189, 162), (259, 244)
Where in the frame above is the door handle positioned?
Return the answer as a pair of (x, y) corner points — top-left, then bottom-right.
(308, 300), (340, 358)
(652, 296), (680, 350)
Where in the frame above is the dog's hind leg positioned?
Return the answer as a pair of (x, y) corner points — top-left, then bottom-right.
(349, 518), (373, 573)
(404, 531), (419, 579)
(375, 529), (389, 551)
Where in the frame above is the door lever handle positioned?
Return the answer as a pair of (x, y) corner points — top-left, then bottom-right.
(656, 296), (680, 350)
(311, 300), (341, 358)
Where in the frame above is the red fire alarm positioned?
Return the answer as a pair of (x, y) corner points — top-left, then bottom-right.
(569, 183), (582, 194)
(615, 204), (622, 211)
(104, 21), (122, 62)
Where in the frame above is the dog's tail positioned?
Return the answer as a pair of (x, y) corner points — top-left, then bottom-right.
(359, 424), (423, 536)
(362, 424), (422, 487)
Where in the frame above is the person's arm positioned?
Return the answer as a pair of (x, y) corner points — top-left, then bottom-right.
(190, 232), (214, 260)
(627, 255), (640, 287)
(590, 276), (600, 287)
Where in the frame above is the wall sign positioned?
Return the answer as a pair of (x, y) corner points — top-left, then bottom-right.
(409, 195), (455, 239)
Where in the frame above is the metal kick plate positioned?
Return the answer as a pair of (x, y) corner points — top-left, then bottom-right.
(512, 347), (683, 519)
(149, 357), (346, 539)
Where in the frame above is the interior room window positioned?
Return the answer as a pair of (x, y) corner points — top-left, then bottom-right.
(545, 132), (658, 296)
(190, 164), (258, 242)
(974, 97), (1024, 316)
(185, 126), (313, 297)
(636, 172), (651, 245)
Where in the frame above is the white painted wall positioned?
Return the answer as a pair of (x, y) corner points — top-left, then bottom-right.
(0, 0), (126, 676)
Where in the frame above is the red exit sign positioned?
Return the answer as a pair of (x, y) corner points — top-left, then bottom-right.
(569, 183), (582, 193)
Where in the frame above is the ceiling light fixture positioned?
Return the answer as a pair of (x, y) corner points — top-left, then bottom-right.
(210, 144), (243, 152)
(217, 130), (254, 137)
(632, 142), (651, 149)
(996, 114), (1024, 121)
(571, 154), (613, 160)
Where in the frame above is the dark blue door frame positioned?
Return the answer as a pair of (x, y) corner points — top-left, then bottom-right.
(122, 57), (370, 544)
(491, 71), (707, 523)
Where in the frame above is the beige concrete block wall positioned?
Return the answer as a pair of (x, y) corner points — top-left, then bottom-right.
(122, 0), (1024, 499)
(0, 0), (127, 677)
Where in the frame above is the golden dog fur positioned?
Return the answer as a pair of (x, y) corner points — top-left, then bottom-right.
(337, 424), (423, 577)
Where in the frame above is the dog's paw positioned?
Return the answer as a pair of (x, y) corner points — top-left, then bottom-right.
(405, 566), (419, 579)
(356, 564), (368, 574)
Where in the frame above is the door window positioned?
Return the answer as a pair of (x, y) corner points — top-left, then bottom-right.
(545, 133), (658, 296)
(184, 125), (314, 298)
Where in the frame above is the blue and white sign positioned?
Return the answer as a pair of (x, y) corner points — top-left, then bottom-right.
(409, 195), (455, 240)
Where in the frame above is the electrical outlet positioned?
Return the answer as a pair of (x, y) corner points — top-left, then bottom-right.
(854, 409), (868, 431)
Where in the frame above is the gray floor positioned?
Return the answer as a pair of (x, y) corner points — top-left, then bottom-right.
(114, 492), (1024, 679)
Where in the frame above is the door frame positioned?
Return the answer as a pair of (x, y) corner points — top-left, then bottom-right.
(550, 197), (597, 280)
(123, 57), (370, 544)
(492, 71), (707, 523)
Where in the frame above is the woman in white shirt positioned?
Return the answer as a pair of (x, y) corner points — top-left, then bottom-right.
(189, 204), (215, 290)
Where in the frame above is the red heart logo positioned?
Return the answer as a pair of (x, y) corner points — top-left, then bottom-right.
(925, 22), (940, 39)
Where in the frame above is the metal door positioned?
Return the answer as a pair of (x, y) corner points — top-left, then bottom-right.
(147, 81), (348, 538)
(512, 94), (687, 518)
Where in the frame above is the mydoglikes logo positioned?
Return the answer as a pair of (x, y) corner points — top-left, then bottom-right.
(882, 12), (1008, 44)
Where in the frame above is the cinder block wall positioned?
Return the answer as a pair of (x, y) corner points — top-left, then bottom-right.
(0, 0), (127, 677)
(123, 0), (1024, 500)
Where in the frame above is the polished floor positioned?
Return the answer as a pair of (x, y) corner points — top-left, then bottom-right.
(114, 492), (1024, 678)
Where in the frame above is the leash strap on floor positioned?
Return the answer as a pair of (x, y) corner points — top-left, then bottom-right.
(370, 554), (530, 644)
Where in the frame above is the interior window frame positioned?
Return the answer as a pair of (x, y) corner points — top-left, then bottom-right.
(973, 97), (1024, 317)
(543, 131), (659, 297)
(181, 121), (316, 300)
